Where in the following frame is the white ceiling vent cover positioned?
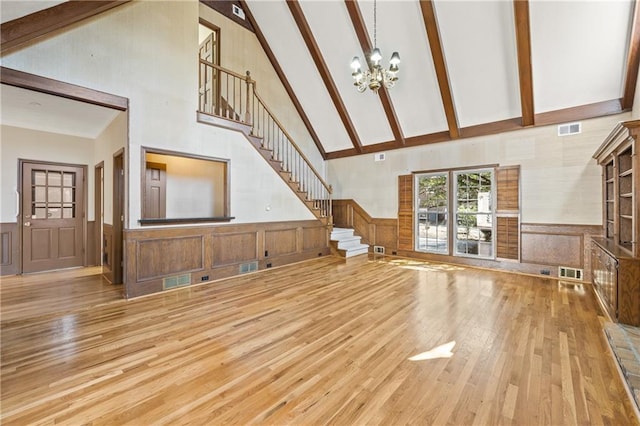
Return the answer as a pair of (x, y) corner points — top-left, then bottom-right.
(232, 4), (246, 20)
(558, 122), (581, 136)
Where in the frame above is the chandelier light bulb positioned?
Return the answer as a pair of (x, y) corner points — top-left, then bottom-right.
(350, 56), (361, 70)
(390, 52), (400, 66)
(370, 48), (382, 64)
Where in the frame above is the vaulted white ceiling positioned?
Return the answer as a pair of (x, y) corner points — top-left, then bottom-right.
(243, 0), (638, 158)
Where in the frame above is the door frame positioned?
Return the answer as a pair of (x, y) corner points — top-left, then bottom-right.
(112, 149), (125, 285)
(18, 159), (88, 273)
(2, 67), (129, 281)
(95, 161), (104, 266)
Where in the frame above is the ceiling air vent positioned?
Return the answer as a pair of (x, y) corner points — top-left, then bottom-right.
(557, 122), (581, 136)
(232, 4), (246, 20)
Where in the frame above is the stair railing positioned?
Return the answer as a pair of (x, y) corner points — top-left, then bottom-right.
(198, 59), (332, 219)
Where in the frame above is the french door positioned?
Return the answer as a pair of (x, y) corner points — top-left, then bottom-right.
(21, 162), (85, 273)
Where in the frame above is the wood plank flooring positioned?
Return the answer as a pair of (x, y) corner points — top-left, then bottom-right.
(1, 255), (638, 425)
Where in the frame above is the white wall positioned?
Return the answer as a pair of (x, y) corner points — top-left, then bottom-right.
(1, 1), (315, 228)
(327, 113), (631, 224)
(0, 125), (95, 222)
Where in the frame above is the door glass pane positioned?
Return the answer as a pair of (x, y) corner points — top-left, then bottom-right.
(63, 206), (75, 219)
(34, 186), (46, 203)
(34, 171), (46, 185)
(416, 173), (448, 253)
(48, 205), (62, 219)
(63, 172), (75, 186)
(48, 187), (62, 203)
(455, 170), (494, 259)
(34, 205), (47, 219)
(48, 172), (62, 186)
(63, 188), (74, 203)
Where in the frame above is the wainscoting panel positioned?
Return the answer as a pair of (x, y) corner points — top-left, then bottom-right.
(212, 232), (258, 266)
(137, 236), (205, 282)
(521, 233), (582, 267)
(123, 220), (330, 298)
(302, 226), (327, 251)
(0, 222), (19, 276)
(265, 229), (297, 257)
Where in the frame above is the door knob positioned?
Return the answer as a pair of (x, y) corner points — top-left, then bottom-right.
(24, 222), (31, 227)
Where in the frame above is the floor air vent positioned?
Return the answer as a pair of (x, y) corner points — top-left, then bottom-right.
(163, 273), (191, 290)
(558, 266), (583, 281)
(239, 261), (258, 274)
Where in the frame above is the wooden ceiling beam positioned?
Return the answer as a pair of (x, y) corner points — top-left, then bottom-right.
(344, 0), (405, 147)
(287, 0), (363, 153)
(326, 99), (627, 159)
(419, 0), (460, 139)
(1, 1), (130, 53)
(1, 66), (129, 111)
(622, 0), (640, 110)
(239, 0), (327, 159)
(534, 99), (625, 127)
(513, 0), (535, 127)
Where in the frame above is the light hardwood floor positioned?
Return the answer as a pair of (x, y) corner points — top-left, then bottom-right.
(1, 255), (637, 425)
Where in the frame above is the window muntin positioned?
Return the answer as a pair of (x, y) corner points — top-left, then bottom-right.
(415, 173), (448, 253)
(454, 170), (494, 258)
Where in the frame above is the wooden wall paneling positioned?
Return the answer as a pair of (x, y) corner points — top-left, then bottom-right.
(372, 219), (398, 250)
(265, 228), (297, 257)
(121, 221), (329, 298)
(0, 223), (19, 276)
(102, 223), (113, 283)
(332, 201), (350, 228)
(302, 226), (327, 251)
(398, 175), (414, 251)
(521, 233), (583, 268)
(136, 236), (205, 282)
(212, 232), (258, 267)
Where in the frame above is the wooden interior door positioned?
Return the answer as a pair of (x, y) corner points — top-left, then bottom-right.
(22, 162), (85, 273)
(143, 162), (166, 219)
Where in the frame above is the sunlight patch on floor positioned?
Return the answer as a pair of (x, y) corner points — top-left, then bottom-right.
(373, 257), (465, 272)
(409, 341), (456, 361)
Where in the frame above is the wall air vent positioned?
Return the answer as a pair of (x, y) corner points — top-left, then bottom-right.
(558, 122), (581, 136)
(374, 153), (386, 162)
(163, 273), (191, 290)
(239, 261), (258, 274)
(232, 4), (246, 20)
(558, 266), (583, 281)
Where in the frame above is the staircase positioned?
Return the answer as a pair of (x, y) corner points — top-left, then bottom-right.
(330, 228), (369, 258)
(197, 60), (332, 225)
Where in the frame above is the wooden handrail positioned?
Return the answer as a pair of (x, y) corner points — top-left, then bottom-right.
(253, 91), (331, 193)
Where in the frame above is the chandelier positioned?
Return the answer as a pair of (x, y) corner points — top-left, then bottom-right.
(350, 0), (400, 93)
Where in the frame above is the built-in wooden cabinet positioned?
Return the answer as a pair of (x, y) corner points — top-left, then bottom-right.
(592, 120), (640, 326)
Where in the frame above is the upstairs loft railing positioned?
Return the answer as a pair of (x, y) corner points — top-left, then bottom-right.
(198, 59), (332, 220)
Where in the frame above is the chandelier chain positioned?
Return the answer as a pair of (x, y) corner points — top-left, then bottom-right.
(373, 0), (377, 49)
